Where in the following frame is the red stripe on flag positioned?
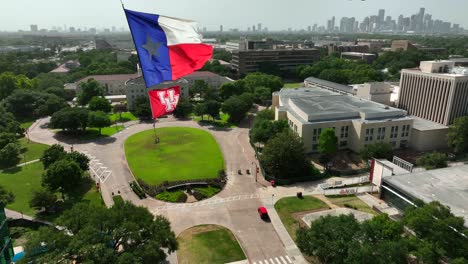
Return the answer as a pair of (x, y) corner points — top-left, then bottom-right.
(148, 86), (181, 119)
(168, 43), (213, 80)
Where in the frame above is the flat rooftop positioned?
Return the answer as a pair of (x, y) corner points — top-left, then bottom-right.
(341, 52), (376, 56)
(411, 116), (449, 131)
(275, 87), (408, 123)
(384, 165), (468, 225)
(304, 76), (355, 95)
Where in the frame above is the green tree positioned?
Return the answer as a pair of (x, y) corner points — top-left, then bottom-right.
(172, 99), (192, 118)
(88, 111), (111, 134)
(77, 79), (104, 106)
(35, 94), (68, 116)
(42, 159), (84, 198)
(416, 152), (448, 170)
(360, 142), (394, 161)
(0, 72), (32, 100)
(49, 107), (90, 132)
(0, 133), (16, 149)
(253, 86), (272, 104)
(250, 120), (289, 144)
(213, 50), (232, 62)
(113, 103), (128, 121)
(66, 151), (90, 171)
(45, 87), (65, 99)
(24, 202), (178, 263)
(219, 81), (248, 100)
(318, 128), (338, 156)
(221, 96), (250, 123)
(0, 142), (22, 168)
(41, 144), (66, 169)
(0, 107), (21, 134)
(259, 130), (318, 179)
(190, 80), (209, 98)
(297, 214), (360, 264)
(88, 96), (112, 113)
(132, 96), (152, 119)
(243, 72), (283, 93)
(29, 189), (57, 213)
(448, 116), (468, 154)
(193, 103), (207, 120)
(255, 109), (275, 121)
(0, 185), (15, 205)
(204, 100), (221, 120)
(404, 201), (468, 260)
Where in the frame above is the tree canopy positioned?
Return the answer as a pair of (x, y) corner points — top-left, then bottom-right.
(416, 152), (448, 170)
(49, 107), (90, 132)
(448, 116), (468, 154)
(42, 159), (84, 197)
(88, 96), (112, 113)
(88, 111), (112, 134)
(24, 201), (178, 263)
(259, 130), (318, 180)
(77, 79), (105, 106)
(318, 128), (338, 156)
(360, 142), (394, 161)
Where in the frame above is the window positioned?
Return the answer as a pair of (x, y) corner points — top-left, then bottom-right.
(313, 136), (317, 142)
(340, 141), (347, 147)
(365, 137), (369, 142)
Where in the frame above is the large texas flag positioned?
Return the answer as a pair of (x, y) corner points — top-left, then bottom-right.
(124, 9), (213, 88)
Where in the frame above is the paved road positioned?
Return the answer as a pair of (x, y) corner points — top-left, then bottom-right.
(28, 117), (294, 263)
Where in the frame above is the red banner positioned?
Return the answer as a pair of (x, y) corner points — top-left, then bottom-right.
(148, 86), (181, 119)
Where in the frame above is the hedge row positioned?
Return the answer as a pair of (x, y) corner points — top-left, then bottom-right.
(138, 170), (227, 197)
(130, 181), (146, 199)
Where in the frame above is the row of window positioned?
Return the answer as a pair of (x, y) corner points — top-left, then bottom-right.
(312, 126), (349, 142)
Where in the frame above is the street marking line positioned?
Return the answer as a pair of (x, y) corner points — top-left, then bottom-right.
(274, 257), (281, 264)
(269, 259), (275, 264)
(279, 256), (287, 264)
(285, 256), (292, 263)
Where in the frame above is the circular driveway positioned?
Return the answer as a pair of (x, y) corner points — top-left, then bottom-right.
(28, 117), (289, 262)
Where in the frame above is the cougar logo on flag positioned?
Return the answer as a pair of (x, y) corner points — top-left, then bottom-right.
(148, 86), (181, 119)
(157, 89), (179, 112)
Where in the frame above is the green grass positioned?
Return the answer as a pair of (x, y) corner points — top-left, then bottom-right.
(0, 162), (44, 216)
(125, 127), (224, 186)
(80, 125), (124, 140)
(326, 195), (376, 215)
(155, 190), (186, 203)
(178, 225), (246, 264)
(283, 82), (304, 88)
(192, 112), (236, 128)
(19, 137), (49, 163)
(0, 162), (103, 220)
(109, 112), (138, 122)
(20, 121), (34, 129)
(274, 196), (328, 240)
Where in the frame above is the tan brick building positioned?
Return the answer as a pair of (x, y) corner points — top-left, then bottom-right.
(273, 88), (413, 153)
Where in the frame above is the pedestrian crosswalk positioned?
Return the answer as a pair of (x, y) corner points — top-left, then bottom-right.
(252, 255), (293, 264)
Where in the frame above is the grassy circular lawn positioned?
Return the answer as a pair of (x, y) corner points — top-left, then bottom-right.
(124, 127), (224, 186)
(177, 225), (246, 264)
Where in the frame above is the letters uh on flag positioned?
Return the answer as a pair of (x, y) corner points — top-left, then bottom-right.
(124, 9), (213, 88)
(148, 86), (180, 119)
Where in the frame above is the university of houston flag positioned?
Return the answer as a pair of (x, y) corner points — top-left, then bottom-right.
(124, 9), (213, 88)
(148, 86), (181, 119)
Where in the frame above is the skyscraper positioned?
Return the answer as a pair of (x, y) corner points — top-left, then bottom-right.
(257, 23), (262, 32)
(220, 25), (223, 32)
(378, 9), (385, 29)
(30, 24), (38, 32)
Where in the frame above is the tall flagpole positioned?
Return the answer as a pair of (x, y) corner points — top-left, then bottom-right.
(120, 0), (159, 143)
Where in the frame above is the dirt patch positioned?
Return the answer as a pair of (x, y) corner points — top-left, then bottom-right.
(309, 151), (366, 171)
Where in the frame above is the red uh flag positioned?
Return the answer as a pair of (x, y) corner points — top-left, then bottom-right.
(148, 86), (180, 119)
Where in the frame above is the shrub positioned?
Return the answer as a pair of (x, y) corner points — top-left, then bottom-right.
(155, 190), (187, 203)
(129, 181), (146, 199)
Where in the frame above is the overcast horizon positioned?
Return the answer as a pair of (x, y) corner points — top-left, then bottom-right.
(1, 0), (468, 32)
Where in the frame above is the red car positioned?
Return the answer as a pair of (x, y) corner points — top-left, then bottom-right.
(258, 206), (269, 219)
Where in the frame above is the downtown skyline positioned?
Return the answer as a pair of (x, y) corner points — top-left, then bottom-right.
(1, 0), (468, 32)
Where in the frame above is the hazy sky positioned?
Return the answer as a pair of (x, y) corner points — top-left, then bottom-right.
(2, 0), (468, 31)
